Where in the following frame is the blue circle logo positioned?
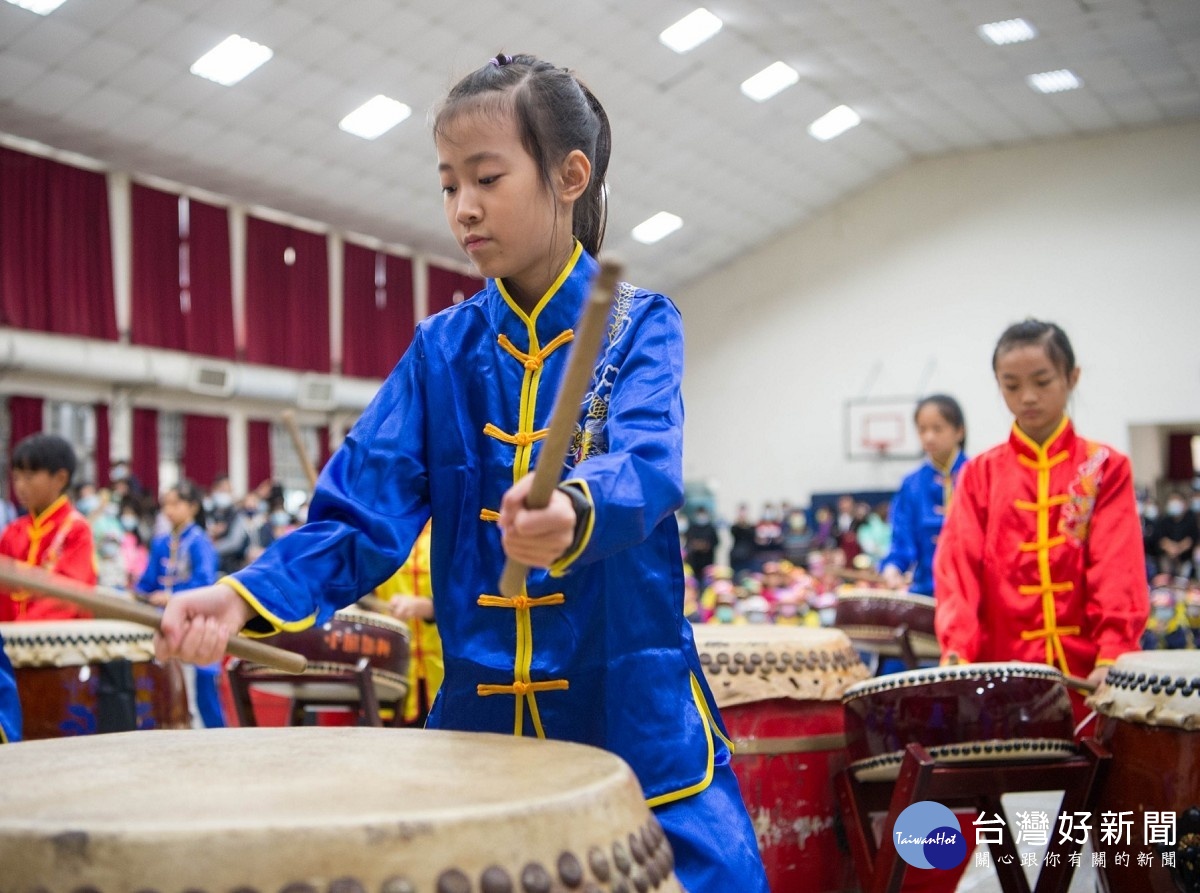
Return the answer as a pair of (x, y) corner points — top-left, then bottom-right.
(892, 801), (968, 870)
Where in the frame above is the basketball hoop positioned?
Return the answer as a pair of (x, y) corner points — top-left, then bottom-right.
(864, 440), (894, 460)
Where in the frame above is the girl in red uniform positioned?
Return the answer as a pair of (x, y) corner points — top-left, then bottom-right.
(934, 320), (1148, 719)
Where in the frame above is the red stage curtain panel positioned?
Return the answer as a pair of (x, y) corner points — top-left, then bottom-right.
(93, 403), (110, 488)
(244, 217), (330, 372)
(318, 426), (332, 470)
(0, 147), (117, 340)
(182, 414), (229, 490)
(342, 242), (415, 379)
(132, 408), (159, 499)
(131, 184), (235, 358)
(247, 419), (272, 492)
(1166, 432), (1196, 482)
(426, 263), (482, 318)
(7, 396), (44, 452)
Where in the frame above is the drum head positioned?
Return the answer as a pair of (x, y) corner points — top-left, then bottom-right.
(692, 625), (868, 706)
(1090, 649), (1200, 730)
(0, 619), (156, 667)
(0, 727), (682, 892)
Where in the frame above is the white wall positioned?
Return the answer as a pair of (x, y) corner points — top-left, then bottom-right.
(676, 121), (1200, 516)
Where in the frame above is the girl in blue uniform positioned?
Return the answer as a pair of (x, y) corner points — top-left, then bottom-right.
(138, 480), (223, 728)
(157, 54), (767, 891)
(880, 394), (968, 595)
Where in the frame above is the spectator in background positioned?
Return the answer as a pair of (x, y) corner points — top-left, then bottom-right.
(754, 502), (784, 566)
(728, 504), (757, 576)
(781, 508), (812, 566)
(1154, 491), (1198, 579)
(207, 475), (250, 575)
(1140, 497), (1160, 578)
(118, 497), (150, 590)
(856, 502), (892, 569)
(684, 506), (719, 581)
(811, 505), (837, 551)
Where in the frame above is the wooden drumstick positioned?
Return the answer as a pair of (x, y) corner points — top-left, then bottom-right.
(0, 558), (307, 674)
(356, 594), (391, 616)
(281, 408), (319, 492)
(1064, 674), (1099, 694)
(497, 259), (623, 598)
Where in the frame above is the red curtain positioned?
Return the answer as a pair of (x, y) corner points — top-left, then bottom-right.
(244, 217), (330, 372)
(7, 396), (44, 452)
(342, 242), (415, 379)
(1166, 432), (1196, 482)
(0, 147), (117, 339)
(247, 419), (272, 491)
(131, 408), (159, 499)
(318, 426), (331, 470)
(130, 184), (235, 358)
(182, 414), (229, 490)
(93, 403), (110, 488)
(426, 263), (481, 318)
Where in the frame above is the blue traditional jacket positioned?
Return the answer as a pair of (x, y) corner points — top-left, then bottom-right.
(230, 245), (730, 804)
(0, 647), (20, 743)
(138, 523), (218, 595)
(881, 450), (968, 596)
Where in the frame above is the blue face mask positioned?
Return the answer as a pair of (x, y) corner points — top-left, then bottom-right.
(76, 495), (99, 515)
(120, 515), (139, 532)
(270, 511), (291, 528)
(715, 606), (735, 623)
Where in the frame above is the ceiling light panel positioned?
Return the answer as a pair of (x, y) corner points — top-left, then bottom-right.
(979, 18), (1038, 45)
(339, 95), (412, 140)
(741, 62), (800, 102)
(659, 8), (723, 53)
(4, 0), (68, 14)
(1028, 69), (1083, 93)
(632, 212), (683, 244)
(808, 105), (861, 141)
(190, 35), (273, 86)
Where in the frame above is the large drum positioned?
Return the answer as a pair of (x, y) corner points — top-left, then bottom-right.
(834, 588), (940, 660)
(842, 661), (1077, 781)
(232, 606), (411, 722)
(0, 726), (683, 892)
(0, 619), (189, 738)
(693, 624), (870, 893)
(1090, 650), (1200, 893)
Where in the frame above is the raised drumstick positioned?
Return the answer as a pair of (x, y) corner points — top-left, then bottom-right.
(497, 260), (623, 598)
(0, 557), (307, 674)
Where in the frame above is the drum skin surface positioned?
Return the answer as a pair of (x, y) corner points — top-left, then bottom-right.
(0, 727), (683, 893)
(834, 589), (939, 659)
(1, 620), (189, 738)
(1090, 650), (1200, 893)
(842, 662), (1077, 782)
(693, 625), (868, 893)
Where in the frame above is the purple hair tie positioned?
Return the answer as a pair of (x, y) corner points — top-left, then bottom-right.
(490, 54), (512, 67)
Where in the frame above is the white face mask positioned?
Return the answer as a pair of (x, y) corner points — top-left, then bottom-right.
(1192, 499), (1200, 514)
(1167, 501), (1186, 518)
(1145, 505), (1159, 520)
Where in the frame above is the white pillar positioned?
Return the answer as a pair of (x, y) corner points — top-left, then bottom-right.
(328, 232), (344, 373)
(229, 205), (247, 356)
(108, 387), (133, 465)
(107, 172), (132, 342)
(413, 255), (429, 322)
(227, 407), (248, 496)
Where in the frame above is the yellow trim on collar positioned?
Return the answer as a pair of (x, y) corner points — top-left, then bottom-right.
(221, 576), (317, 638)
(30, 495), (69, 529)
(645, 674), (719, 809)
(1012, 415), (1070, 454)
(496, 241), (583, 326)
(549, 479), (595, 577)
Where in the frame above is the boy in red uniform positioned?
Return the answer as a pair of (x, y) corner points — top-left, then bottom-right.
(0, 433), (97, 620)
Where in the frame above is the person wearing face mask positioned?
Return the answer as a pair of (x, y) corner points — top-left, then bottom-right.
(206, 475), (250, 575)
(1140, 499), (1161, 578)
(117, 498), (150, 590)
(1152, 492), (1198, 579)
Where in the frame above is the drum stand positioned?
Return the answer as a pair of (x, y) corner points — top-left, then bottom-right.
(226, 657), (403, 728)
(836, 738), (1111, 893)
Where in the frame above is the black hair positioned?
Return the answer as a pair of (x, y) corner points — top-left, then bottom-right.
(434, 53), (611, 256)
(992, 319), (1076, 377)
(915, 394), (967, 450)
(166, 479), (207, 530)
(11, 433), (78, 487)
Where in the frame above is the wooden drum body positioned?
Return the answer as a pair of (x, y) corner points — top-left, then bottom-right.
(0, 620), (189, 739)
(1090, 650), (1200, 893)
(694, 624), (870, 893)
(237, 606), (412, 707)
(833, 589), (940, 659)
(842, 662), (1076, 781)
(0, 727), (683, 892)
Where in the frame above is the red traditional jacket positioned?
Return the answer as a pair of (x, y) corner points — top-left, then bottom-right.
(934, 418), (1148, 677)
(0, 496), (96, 620)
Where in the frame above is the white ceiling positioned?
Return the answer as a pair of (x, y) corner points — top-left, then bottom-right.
(1, 0), (1198, 294)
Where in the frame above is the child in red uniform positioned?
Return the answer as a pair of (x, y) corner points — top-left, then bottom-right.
(0, 433), (97, 620)
(935, 320), (1149, 719)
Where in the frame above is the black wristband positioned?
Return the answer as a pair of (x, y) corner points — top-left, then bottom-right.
(557, 483), (592, 559)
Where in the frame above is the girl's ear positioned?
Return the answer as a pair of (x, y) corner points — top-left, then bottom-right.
(1068, 366), (1081, 390)
(557, 149), (592, 203)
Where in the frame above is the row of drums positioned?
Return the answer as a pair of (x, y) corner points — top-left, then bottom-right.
(1, 613), (1197, 892)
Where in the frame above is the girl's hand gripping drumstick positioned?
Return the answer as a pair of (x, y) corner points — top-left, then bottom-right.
(497, 260), (623, 598)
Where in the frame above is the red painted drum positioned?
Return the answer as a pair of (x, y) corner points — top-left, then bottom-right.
(842, 661), (1077, 781)
(693, 624), (870, 893)
(0, 727), (685, 892)
(0, 619), (190, 738)
(235, 605), (411, 711)
(1090, 650), (1200, 893)
(834, 589), (940, 660)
